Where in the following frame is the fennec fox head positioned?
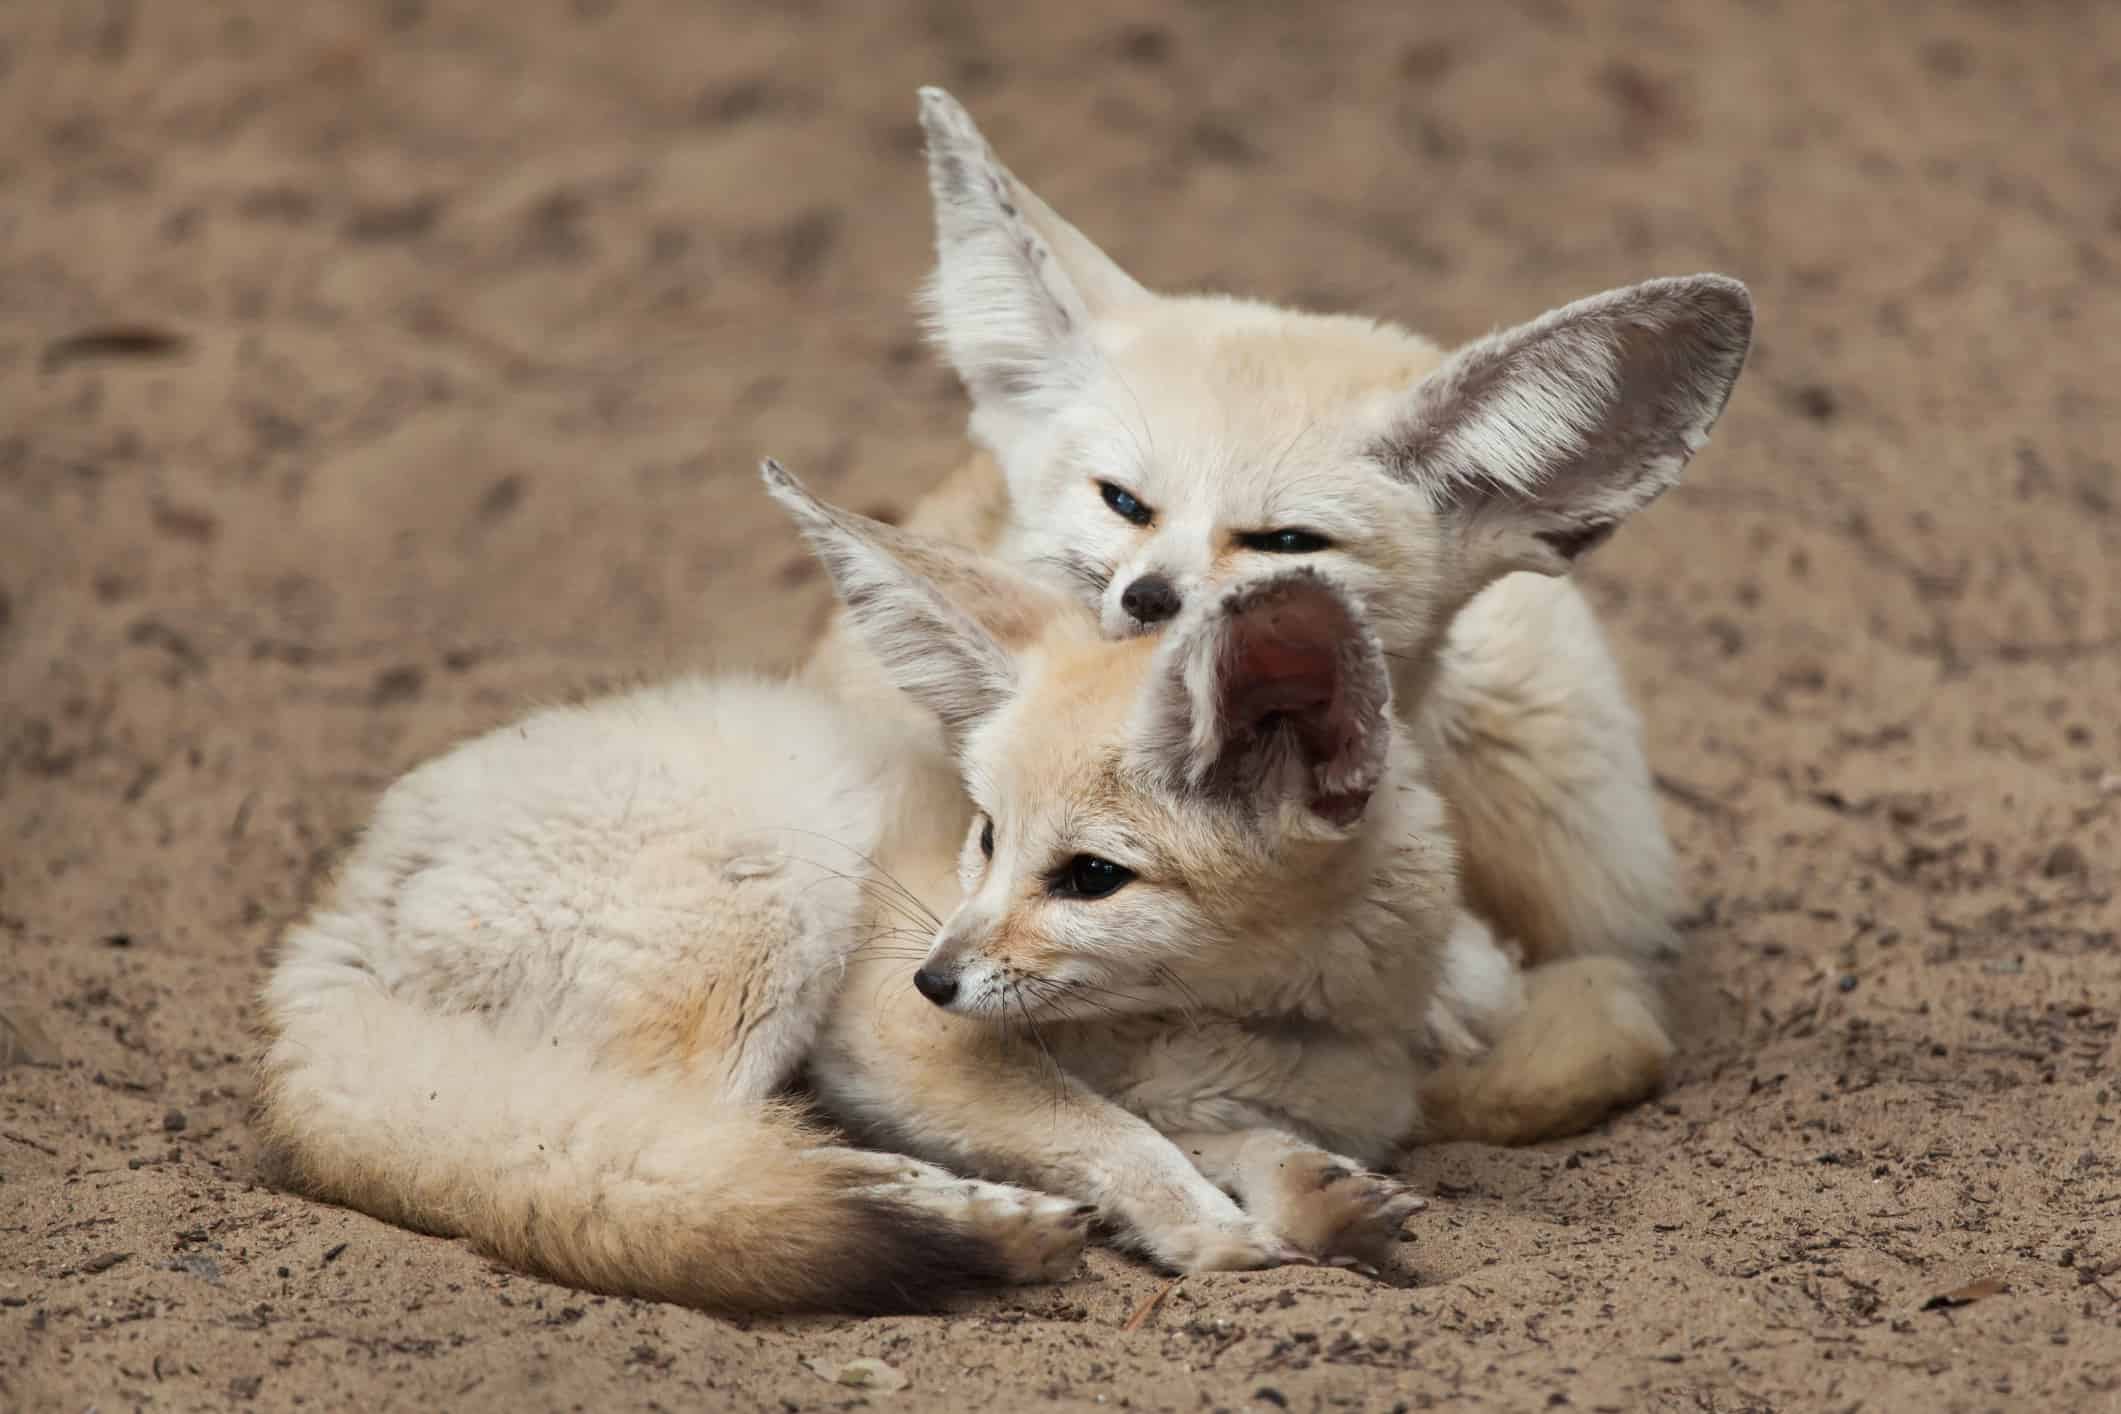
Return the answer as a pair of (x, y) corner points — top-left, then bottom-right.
(915, 87), (1754, 662)
(765, 460), (1432, 1023)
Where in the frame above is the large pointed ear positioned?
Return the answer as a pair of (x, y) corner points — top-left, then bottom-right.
(762, 460), (1065, 743)
(1130, 570), (1392, 831)
(916, 86), (1151, 416)
(1375, 275), (1753, 585)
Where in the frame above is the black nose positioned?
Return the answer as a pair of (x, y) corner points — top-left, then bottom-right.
(912, 967), (959, 1007)
(1120, 574), (1181, 624)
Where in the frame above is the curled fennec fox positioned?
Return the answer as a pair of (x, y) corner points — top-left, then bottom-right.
(810, 90), (1755, 1141)
(259, 461), (1522, 1314)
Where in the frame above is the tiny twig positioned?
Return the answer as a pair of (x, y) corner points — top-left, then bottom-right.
(1121, 1277), (1180, 1332)
(1653, 772), (1733, 819)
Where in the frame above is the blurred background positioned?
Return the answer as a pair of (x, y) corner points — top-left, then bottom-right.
(9, 1), (2114, 680)
(4, 3), (2118, 1410)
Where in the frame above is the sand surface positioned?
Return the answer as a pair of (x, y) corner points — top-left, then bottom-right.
(5, 2), (2119, 1410)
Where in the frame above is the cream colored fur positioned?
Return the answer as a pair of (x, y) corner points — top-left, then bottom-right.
(258, 674), (1091, 1314)
(769, 462), (1491, 1271)
(808, 89), (1755, 1145)
(258, 462), (1520, 1310)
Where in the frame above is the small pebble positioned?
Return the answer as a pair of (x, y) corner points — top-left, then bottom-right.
(2042, 842), (2086, 879)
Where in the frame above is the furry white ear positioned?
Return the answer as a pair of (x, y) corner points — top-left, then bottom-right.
(1376, 274), (1754, 585)
(917, 86), (1150, 416)
(1131, 569), (1392, 830)
(762, 460), (1061, 744)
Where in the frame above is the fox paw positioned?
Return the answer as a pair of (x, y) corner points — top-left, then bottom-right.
(1152, 1216), (1313, 1274)
(825, 1149), (1091, 1284)
(1268, 1152), (1426, 1263)
(960, 1182), (1096, 1284)
(888, 1176), (1092, 1284)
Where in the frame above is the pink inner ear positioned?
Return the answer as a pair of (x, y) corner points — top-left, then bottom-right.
(1230, 633), (1335, 714)
(1218, 592), (1366, 786)
(1191, 575), (1387, 826)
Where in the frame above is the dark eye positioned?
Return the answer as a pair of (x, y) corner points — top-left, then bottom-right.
(1099, 481), (1154, 527)
(978, 817), (994, 858)
(1238, 528), (1332, 554)
(1055, 855), (1135, 900)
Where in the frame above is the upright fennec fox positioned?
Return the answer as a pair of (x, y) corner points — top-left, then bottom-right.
(258, 460), (1517, 1313)
(811, 89), (1754, 1142)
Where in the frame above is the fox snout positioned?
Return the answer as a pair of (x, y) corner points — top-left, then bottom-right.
(1119, 572), (1182, 627)
(911, 964), (960, 1007)
(909, 919), (1047, 1017)
(912, 920), (982, 1011)
(1108, 569), (1192, 638)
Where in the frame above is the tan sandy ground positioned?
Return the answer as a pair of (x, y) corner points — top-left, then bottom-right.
(4, 2), (2119, 1410)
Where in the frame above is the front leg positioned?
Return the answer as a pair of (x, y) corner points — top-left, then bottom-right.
(812, 1003), (1307, 1273)
(1174, 1130), (1426, 1265)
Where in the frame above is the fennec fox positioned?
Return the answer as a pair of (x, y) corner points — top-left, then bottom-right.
(810, 89), (1754, 1142)
(258, 461), (1520, 1314)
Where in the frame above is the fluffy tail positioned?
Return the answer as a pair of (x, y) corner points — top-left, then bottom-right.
(1422, 954), (1674, 1146)
(256, 980), (1011, 1314)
